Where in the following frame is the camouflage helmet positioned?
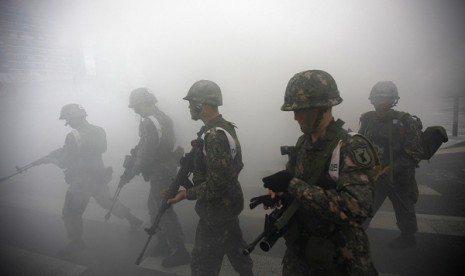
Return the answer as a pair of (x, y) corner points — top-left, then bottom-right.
(183, 80), (222, 106)
(128, 87), (157, 108)
(369, 81), (399, 99)
(59, 104), (87, 120)
(281, 70), (342, 111)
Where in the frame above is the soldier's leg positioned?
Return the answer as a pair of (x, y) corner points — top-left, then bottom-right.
(149, 178), (190, 267)
(388, 169), (418, 249)
(60, 184), (90, 254)
(152, 178), (187, 247)
(91, 183), (143, 230)
(225, 217), (253, 276)
(191, 219), (225, 276)
(146, 180), (171, 257)
(282, 248), (311, 276)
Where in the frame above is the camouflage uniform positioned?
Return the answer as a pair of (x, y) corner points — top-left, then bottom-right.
(184, 80), (253, 276)
(359, 109), (423, 236)
(132, 107), (187, 252)
(283, 121), (377, 275)
(52, 107), (132, 246)
(279, 70), (378, 275)
(186, 115), (253, 276)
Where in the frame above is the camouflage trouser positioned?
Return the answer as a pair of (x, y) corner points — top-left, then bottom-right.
(148, 177), (186, 250)
(191, 217), (253, 276)
(282, 247), (378, 276)
(62, 180), (130, 241)
(366, 167), (419, 234)
(282, 248), (312, 276)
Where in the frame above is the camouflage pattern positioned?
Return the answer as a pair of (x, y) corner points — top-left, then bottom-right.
(59, 103), (87, 120)
(369, 81), (399, 99)
(186, 115), (253, 276)
(359, 110), (424, 234)
(128, 87), (157, 108)
(52, 122), (131, 242)
(284, 120), (378, 275)
(132, 108), (186, 249)
(183, 80), (223, 106)
(281, 70), (342, 111)
(191, 217), (253, 276)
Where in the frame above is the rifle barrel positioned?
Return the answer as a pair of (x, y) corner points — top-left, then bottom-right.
(242, 232), (266, 256)
(135, 234), (153, 265)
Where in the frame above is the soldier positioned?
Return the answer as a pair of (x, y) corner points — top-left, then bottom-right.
(359, 81), (423, 249)
(44, 104), (143, 255)
(126, 88), (190, 267)
(263, 70), (378, 275)
(167, 80), (254, 276)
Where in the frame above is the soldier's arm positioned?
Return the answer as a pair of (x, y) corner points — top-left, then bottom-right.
(132, 119), (158, 174)
(288, 135), (376, 225)
(46, 133), (78, 168)
(401, 115), (424, 163)
(186, 130), (232, 200)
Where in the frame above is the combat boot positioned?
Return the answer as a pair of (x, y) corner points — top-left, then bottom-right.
(58, 239), (86, 256)
(149, 239), (172, 257)
(388, 232), (416, 250)
(161, 246), (191, 267)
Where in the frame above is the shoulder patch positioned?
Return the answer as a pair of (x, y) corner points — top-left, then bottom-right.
(350, 144), (373, 167)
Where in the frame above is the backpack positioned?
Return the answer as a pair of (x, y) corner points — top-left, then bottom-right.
(402, 113), (448, 160)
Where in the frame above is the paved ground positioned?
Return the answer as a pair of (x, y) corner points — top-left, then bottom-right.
(0, 142), (464, 276)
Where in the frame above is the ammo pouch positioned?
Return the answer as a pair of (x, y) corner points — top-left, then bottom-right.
(305, 236), (339, 276)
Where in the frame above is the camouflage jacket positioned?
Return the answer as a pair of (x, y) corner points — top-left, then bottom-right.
(358, 109), (423, 171)
(286, 119), (376, 275)
(186, 115), (245, 223)
(133, 108), (177, 180)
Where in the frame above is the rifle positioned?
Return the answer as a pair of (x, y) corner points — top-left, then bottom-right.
(243, 195), (300, 255)
(0, 153), (56, 183)
(105, 149), (137, 221)
(243, 145), (299, 256)
(135, 127), (203, 265)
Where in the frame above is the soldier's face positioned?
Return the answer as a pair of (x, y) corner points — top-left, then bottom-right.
(188, 101), (202, 121)
(371, 97), (394, 113)
(65, 117), (83, 128)
(132, 104), (149, 117)
(294, 109), (319, 134)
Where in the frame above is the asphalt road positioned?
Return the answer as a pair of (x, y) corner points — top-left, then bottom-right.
(0, 144), (464, 276)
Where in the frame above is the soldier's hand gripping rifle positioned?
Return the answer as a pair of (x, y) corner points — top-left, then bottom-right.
(105, 148), (138, 221)
(135, 127), (204, 265)
(242, 195), (300, 255)
(243, 145), (299, 255)
(0, 149), (62, 183)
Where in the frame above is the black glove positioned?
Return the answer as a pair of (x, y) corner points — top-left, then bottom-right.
(262, 170), (293, 193)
